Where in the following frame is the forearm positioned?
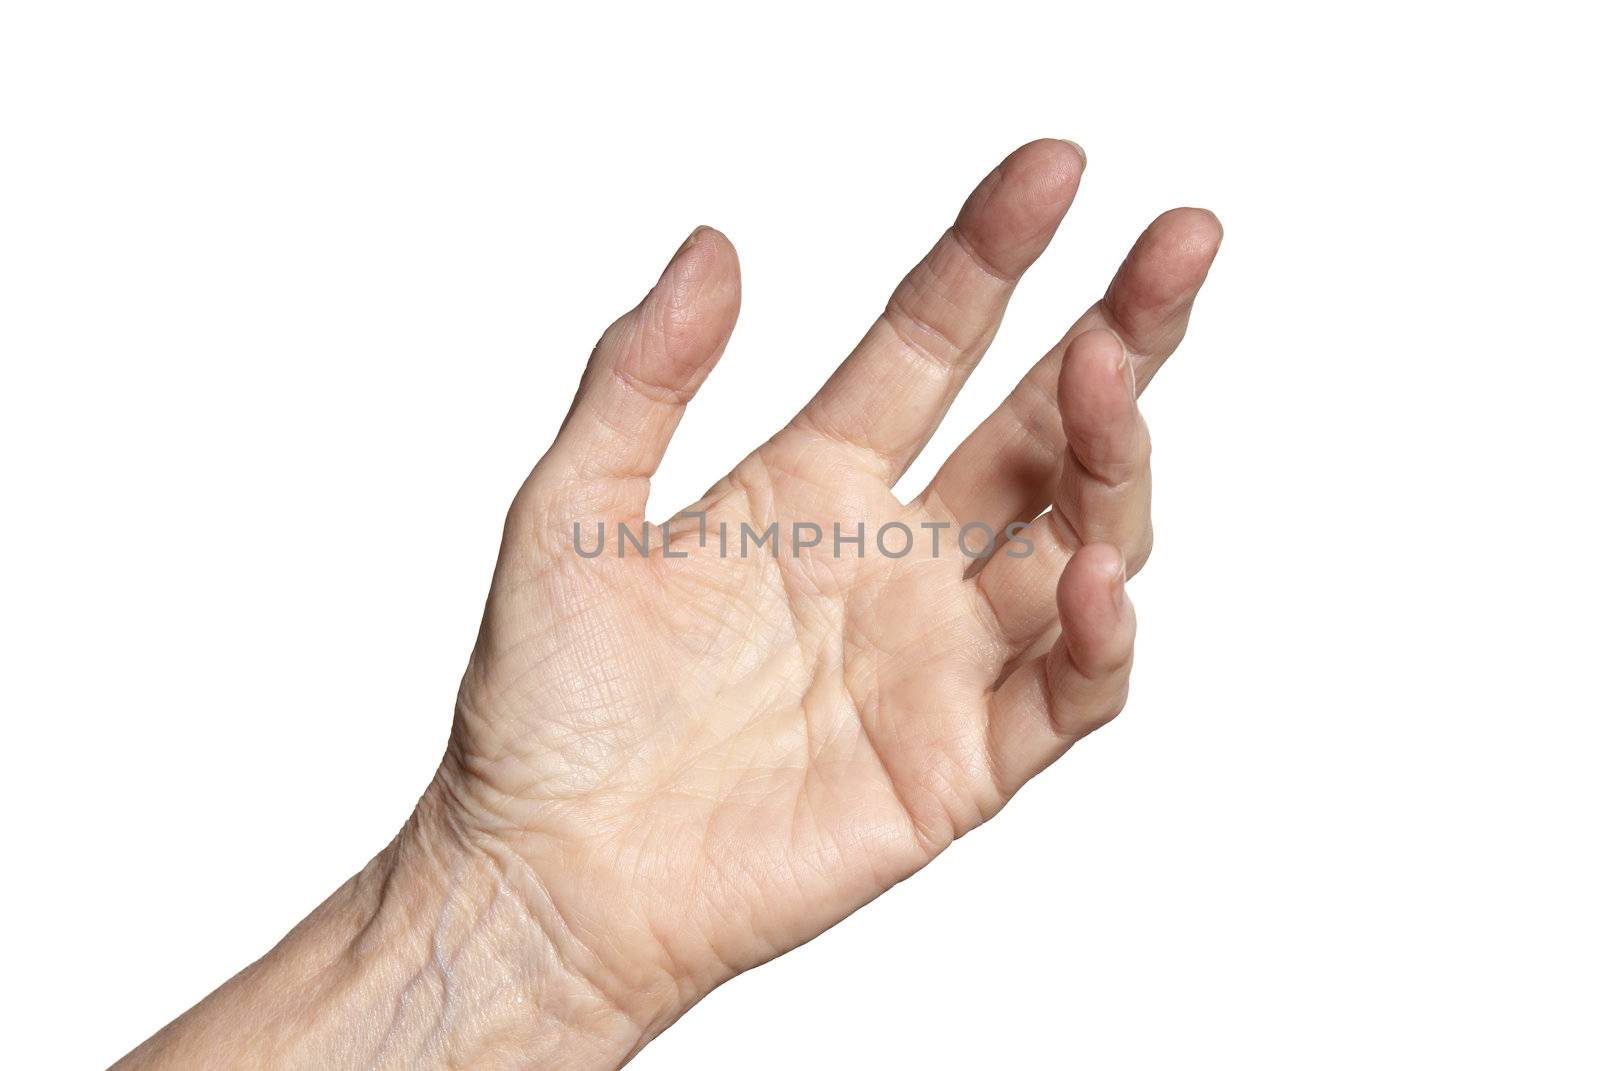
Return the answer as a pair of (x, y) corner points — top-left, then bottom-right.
(113, 790), (652, 1071)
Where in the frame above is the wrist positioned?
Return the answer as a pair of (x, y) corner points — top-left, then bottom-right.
(117, 782), (662, 1070)
(420, 751), (703, 1052)
(343, 786), (662, 1069)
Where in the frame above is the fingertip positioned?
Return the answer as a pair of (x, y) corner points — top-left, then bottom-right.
(595, 224), (743, 405)
(1058, 542), (1122, 607)
(954, 140), (1085, 277)
(1062, 328), (1127, 386)
(1006, 137), (1088, 189)
(1091, 541), (1129, 583)
(1186, 206), (1224, 245)
(1058, 544), (1133, 672)
(668, 225), (741, 293)
(1101, 208), (1223, 362)
(681, 223), (736, 256)
(1060, 327), (1137, 451)
(654, 225), (742, 342)
(675, 224), (712, 256)
(1144, 207), (1224, 277)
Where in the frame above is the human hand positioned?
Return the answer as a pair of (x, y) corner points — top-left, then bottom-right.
(433, 139), (1222, 1054)
(113, 139), (1220, 1070)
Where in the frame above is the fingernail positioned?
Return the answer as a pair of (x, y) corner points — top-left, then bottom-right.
(1063, 140), (1087, 166)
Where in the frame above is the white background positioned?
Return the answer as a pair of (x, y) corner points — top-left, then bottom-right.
(3, 2), (1596, 1067)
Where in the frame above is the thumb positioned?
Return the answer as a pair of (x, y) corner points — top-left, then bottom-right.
(538, 226), (742, 521)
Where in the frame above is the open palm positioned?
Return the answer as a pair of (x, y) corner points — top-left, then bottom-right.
(437, 139), (1221, 1037)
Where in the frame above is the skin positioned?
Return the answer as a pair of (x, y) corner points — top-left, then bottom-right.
(115, 139), (1221, 1070)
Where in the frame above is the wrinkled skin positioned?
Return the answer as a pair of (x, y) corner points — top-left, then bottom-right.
(434, 138), (1223, 1033)
(112, 140), (1223, 1070)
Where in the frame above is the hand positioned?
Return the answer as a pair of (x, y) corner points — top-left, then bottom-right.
(114, 139), (1220, 1070)
(437, 141), (1221, 1045)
